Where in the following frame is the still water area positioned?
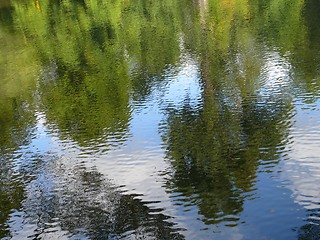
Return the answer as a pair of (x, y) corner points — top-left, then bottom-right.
(1, 0), (320, 239)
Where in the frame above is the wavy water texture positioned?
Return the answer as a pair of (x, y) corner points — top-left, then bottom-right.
(1, 0), (320, 239)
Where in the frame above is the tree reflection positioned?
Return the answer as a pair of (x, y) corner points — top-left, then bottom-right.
(12, 0), (133, 148)
(162, 91), (293, 224)
(0, 95), (35, 235)
(0, 96), (35, 238)
(2, 0), (320, 238)
(161, 0), (300, 226)
(0, 10), (37, 235)
(10, 0), (187, 148)
(295, 1), (320, 239)
(10, 156), (184, 239)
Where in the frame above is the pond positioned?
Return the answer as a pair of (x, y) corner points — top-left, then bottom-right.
(1, 0), (320, 239)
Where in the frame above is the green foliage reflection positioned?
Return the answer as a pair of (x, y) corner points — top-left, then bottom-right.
(1, 0), (320, 237)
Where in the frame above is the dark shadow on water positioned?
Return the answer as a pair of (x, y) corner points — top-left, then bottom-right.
(298, 209), (320, 240)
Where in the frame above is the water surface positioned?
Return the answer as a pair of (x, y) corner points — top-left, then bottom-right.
(1, 0), (320, 239)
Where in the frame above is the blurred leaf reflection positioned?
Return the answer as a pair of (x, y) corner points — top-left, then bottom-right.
(1, 0), (320, 238)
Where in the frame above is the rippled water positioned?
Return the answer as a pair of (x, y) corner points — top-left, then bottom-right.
(1, 0), (320, 239)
